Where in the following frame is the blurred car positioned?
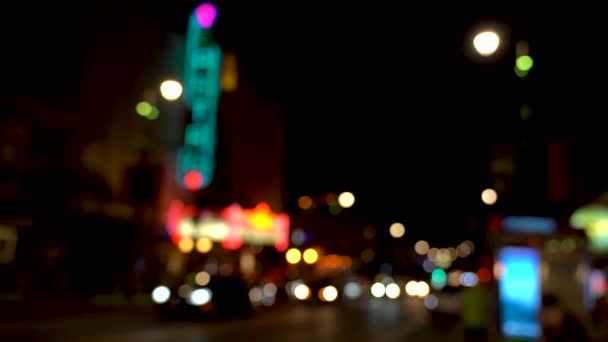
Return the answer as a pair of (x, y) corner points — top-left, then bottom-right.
(152, 275), (253, 320)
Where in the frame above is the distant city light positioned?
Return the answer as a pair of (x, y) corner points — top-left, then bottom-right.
(473, 31), (500, 56)
(135, 101), (152, 116)
(285, 248), (301, 264)
(151, 286), (171, 304)
(414, 240), (430, 255)
(178, 236), (194, 253)
(146, 106), (159, 120)
(184, 170), (204, 190)
(385, 283), (401, 299)
(160, 80), (183, 101)
(516, 55), (534, 72)
(291, 228), (306, 246)
(194, 3), (218, 29)
(370, 282), (385, 298)
(294, 284), (311, 300)
(338, 192), (355, 208)
(481, 188), (498, 205)
(297, 195), (313, 210)
(389, 222), (405, 238)
(302, 248), (318, 264)
(196, 237), (213, 253)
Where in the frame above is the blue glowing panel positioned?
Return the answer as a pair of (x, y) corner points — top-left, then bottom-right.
(501, 216), (557, 235)
(498, 246), (541, 340)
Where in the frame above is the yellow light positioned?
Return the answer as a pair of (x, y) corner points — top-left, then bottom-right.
(250, 212), (273, 230)
(195, 271), (211, 286)
(196, 237), (213, 253)
(221, 53), (238, 92)
(159, 80), (183, 101)
(389, 222), (405, 238)
(338, 192), (355, 208)
(178, 236), (194, 253)
(473, 31), (500, 56)
(285, 248), (301, 264)
(481, 188), (497, 205)
(303, 248), (318, 264)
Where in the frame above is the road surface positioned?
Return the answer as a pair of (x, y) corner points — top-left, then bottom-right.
(0, 298), (432, 342)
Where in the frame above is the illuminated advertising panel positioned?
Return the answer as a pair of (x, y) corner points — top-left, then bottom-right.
(498, 246), (541, 340)
(167, 200), (289, 252)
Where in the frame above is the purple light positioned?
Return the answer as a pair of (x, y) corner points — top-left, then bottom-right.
(195, 3), (217, 29)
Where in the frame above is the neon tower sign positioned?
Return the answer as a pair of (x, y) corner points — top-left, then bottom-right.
(177, 3), (222, 190)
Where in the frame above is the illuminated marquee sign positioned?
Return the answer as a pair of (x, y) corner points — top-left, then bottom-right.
(177, 2), (222, 190)
(167, 200), (290, 252)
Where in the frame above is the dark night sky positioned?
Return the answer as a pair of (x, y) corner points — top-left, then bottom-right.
(4, 3), (608, 239)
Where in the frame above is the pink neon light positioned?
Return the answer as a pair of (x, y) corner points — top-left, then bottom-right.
(166, 200), (290, 252)
(167, 200), (184, 245)
(195, 3), (218, 29)
(222, 204), (244, 250)
(274, 214), (290, 252)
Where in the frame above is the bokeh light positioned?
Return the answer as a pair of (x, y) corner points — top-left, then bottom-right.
(481, 188), (497, 205)
(160, 80), (183, 101)
(370, 282), (385, 298)
(285, 248), (301, 264)
(184, 170), (204, 190)
(302, 248), (318, 264)
(414, 240), (430, 255)
(473, 31), (500, 56)
(298, 196), (313, 210)
(178, 237), (194, 253)
(196, 237), (213, 253)
(389, 222), (405, 238)
(135, 101), (152, 116)
(385, 283), (401, 299)
(195, 271), (211, 286)
(338, 192), (355, 208)
(294, 284), (311, 300)
(194, 3), (218, 29)
(516, 55), (534, 72)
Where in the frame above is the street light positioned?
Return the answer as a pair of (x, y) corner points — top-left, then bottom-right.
(473, 31), (500, 56)
(338, 192), (355, 208)
(481, 188), (498, 205)
(160, 80), (183, 101)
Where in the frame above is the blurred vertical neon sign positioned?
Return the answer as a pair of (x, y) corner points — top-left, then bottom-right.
(177, 2), (222, 190)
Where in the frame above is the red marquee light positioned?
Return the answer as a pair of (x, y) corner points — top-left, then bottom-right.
(184, 170), (204, 190)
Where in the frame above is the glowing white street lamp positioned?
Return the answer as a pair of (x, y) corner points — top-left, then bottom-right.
(160, 80), (183, 101)
(338, 192), (355, 208)
(481, 188), (498, 205)
(473, 31), (500, 56)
